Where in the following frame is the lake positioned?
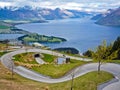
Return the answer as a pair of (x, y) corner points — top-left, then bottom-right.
(0, 34), (23, 40)
(16, 18), (120, 53)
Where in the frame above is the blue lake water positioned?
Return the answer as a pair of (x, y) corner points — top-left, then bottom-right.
(16, 18), (120, 52)
(0, 34), (23, 40)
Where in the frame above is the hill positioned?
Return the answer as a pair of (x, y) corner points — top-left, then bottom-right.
(0, 21), (29, 34)
(95, 7), (120, 26)
(18, 33), (67, 43)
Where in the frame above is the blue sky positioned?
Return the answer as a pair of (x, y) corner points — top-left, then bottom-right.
(0, 0), (120, 12)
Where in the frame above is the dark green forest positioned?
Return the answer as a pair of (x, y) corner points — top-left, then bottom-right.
(83, 37), (120, 60)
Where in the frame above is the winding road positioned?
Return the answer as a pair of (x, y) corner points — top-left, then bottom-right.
(1, 48), (120, 90)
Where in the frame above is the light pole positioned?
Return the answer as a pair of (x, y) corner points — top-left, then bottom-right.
(71, 71), (75, 90)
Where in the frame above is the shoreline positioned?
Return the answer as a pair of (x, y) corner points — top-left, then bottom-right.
(0, 20), (67, 44)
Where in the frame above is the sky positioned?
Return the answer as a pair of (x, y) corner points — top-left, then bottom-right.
(0, 0), (120, 12)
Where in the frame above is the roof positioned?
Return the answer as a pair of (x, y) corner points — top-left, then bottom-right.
(33, 42), (44, 47)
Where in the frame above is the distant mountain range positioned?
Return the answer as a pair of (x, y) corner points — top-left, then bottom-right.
(91, 9), (113, 20)
(1, 6), (120, 26)
(0, 6), (92, 20)
(92, 7), (120, 26)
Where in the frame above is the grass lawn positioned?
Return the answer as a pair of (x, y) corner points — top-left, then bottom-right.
(32, 60), (89, 78)
(0, 25), (10, 29)
(41, 53), (57, 63)
(0, 43), (14, 51)
(14, 52), (38, 64)
(0, 62), (113, 90)
(0, 52), (8, 57)
(104, 60), (120, 64)
(0, 43), (7, 50)
(14, 53), (57, 64)
(93, 59), (120, 64)
(50, 71), (113, 90)
(0, 43), (10, 56)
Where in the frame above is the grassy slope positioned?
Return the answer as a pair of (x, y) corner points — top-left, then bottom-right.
(0, 22), (11, 33)
(41, 53), (57, 63)
(14, 53), (57, 64)
(0, 62), (113, 90)
(93, 59), (120, 64)
(104, 60), (120, 64)
(0, 25), (10, 29)
(0, 44), (117, 89)
(14, 52), (89, 78)
(32, 60), (88, 78)
(0, 52), (8, 57)
(0, 44), (7, 51)
(14, 52), (37, 64)
(0, 21), (28, 34)
(0, 44), (115, 90)
(0, 43), (11, 56)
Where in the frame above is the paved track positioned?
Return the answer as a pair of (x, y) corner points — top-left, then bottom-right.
(35, 57), (45, 64)
(1, 48), (120, 90)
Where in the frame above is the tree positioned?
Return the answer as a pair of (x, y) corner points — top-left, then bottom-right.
(107, 50), (118, 60)
(118, 49), (120, 59)
(112, 37), (120, 51)
(111, 37), (120, 59)
(104, 43), (113, 59)
(92, 40), (107, 74)
(83, 49), (94, 57)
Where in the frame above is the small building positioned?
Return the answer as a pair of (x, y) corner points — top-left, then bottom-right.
(33, 42), (44, 48)
(57, 57), (70, 64)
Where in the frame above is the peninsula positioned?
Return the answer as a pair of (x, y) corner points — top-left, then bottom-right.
(0, 21), (67, 43)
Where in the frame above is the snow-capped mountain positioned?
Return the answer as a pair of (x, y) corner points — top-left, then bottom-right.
(0, 6), (92, 20)
(92, 7), (120, 26)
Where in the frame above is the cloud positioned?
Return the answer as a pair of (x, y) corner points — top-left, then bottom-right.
(0, 0), (120, 12)
(0, 2), (11, 7)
